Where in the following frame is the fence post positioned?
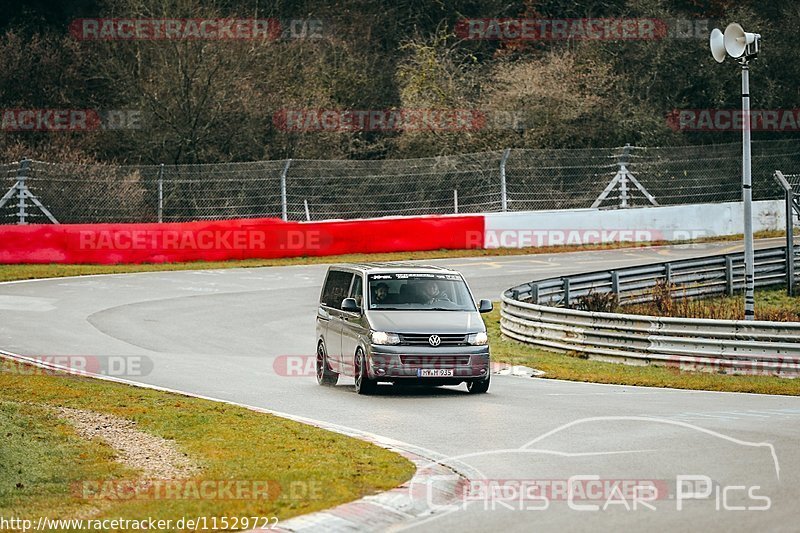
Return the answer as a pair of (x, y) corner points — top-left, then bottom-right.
(499, 148), (510, 212)
(16, 159), (28, 224)
(16, 159), (30, 225)
(454, 189), (458, 214)
(304, 199), (311, 221)
(725, 256), (734, 296)
(157, 163), (164, 223)
(280, 159), (292, 221)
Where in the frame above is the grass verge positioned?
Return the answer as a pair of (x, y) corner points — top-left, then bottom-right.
(484, 307), (800, 396)
(0, 230), (782, 283)
(0, 359), (415, 526)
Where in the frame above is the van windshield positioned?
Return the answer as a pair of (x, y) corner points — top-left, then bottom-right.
(367, 273), (477, 311)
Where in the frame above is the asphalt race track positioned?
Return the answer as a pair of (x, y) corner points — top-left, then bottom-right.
(3, 238), (800, 532)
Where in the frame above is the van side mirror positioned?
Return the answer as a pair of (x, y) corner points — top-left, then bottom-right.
(478, 299), (493, 313)
(341, 298), (361, 313)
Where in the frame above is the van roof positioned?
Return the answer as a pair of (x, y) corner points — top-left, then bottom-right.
(328, 262), (460, 274)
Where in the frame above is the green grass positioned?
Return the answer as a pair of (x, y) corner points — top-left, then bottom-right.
(0, 230), (782, 283)
(484, 307), (800, 396)
(0, 361), (415, 527)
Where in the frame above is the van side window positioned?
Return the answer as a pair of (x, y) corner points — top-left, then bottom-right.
(349, 275), (363, 307)
(321, 270), (354, 310)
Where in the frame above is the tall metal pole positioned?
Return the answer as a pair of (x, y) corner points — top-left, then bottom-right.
(741, 64), (755, 320)
(280, 159), (291, 221)
(157, 163), (164, 223)
(787, 188), (795, 297)
(499, 148), (510, 212)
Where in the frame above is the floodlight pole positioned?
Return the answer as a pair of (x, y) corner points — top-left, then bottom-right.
(741, 61), (755, 320)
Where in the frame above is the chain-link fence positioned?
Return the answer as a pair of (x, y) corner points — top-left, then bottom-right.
(2, 139), (799, 224)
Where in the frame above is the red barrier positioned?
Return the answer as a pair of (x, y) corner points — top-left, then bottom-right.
(0, 216), (485, 264)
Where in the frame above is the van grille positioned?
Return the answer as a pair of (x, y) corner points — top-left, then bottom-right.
(399, 355), (471, 366)
(398, 333), (468, 347)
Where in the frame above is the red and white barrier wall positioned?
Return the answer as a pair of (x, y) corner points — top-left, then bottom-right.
(482, 199), (784, 248)
(0, 200), (784, 264)
(0, 216), (484, 264)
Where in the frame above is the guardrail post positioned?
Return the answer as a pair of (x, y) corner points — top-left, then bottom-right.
(664, 262), (672, 285)
(725, 256), (734, 296)
(610, 271), (620, 305)
(562, 278), (570, 307)
(531, 283), (539, 304)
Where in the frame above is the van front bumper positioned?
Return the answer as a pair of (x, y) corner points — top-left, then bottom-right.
(367, 344), (490, 381)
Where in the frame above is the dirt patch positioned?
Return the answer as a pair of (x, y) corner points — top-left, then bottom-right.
(55, 407), (199, 479)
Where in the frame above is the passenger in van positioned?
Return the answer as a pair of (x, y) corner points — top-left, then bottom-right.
(373, 282), (391, 304)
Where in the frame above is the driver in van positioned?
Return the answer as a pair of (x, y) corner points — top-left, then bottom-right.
(418, 280), (450, 304)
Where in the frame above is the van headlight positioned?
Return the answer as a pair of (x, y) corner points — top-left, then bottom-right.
(371, 331), (401, 345)
(467, 332), (488, 346)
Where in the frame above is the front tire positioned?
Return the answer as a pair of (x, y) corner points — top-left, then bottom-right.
(354, 349), (377, 395)
(316, 342), (338, 386)
(466, 374), (490, 394)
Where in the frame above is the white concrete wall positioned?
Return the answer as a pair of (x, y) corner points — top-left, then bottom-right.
(483, 200), (784, 248)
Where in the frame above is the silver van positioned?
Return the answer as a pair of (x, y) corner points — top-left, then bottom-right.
(315, 263), (493, 394)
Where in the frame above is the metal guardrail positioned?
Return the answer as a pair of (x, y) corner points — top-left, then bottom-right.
(501, 246), (800, 376)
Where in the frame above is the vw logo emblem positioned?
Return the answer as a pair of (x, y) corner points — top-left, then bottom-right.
(428, 335), (441, 347)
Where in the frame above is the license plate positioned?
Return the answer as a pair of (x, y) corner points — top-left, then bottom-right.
(418, 368), (454, 377)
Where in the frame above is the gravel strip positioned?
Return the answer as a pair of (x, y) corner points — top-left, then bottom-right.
(55, 406), (199, 479)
